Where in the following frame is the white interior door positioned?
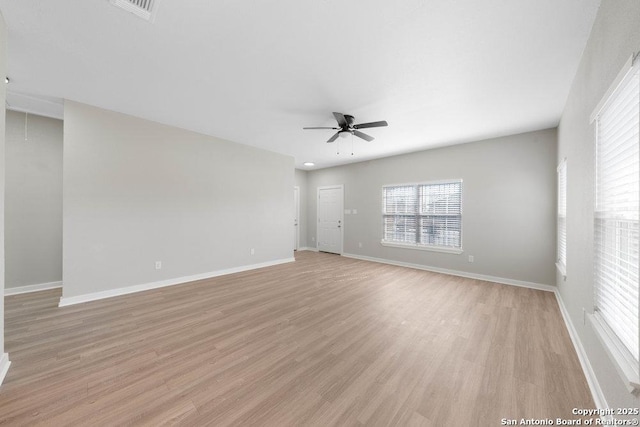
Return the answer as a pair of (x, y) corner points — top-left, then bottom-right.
(293, 186), (300, 251)
(317, 185), (343, 254)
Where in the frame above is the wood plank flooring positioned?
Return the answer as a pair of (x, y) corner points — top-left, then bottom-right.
(1, 251), (593, 426)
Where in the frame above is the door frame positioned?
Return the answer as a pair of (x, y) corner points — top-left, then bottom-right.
(316, 184), (344, 254)
(293, 186), (300, 251)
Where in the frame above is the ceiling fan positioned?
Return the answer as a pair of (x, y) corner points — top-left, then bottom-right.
(304, 112), (388, 143)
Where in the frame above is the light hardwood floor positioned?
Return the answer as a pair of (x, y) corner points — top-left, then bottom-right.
(1, 251), (593, 426)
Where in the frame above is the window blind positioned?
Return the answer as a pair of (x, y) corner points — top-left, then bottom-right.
(557, 159), (567, 274)
(594, 61), (640, 362)
(419, 181), (462, 248)
(383, 185), (418, 244)
(382, 180), (462, 249)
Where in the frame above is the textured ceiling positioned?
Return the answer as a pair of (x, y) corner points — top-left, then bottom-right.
(0, 0), (600, 169)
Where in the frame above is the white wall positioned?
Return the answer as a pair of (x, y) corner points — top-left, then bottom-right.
(62, 101), (294, 301)
(294, 169), (308, 249)
(5, 111), (63, 289)
(557, 0), (640, 409)
(306, 128), (557, 286)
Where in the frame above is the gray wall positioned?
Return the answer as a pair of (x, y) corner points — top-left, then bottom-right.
(5, 111), (63, 289)
(63, 100), (294, 300)
(306, 128), (557, 286)
(0, 10), (7, 367)
(294, 169), (308, 249)
(557, 0), (640, 409)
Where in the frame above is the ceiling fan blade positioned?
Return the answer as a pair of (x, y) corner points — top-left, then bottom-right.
(303, 127), (339, 130)
(332, 112), (348, 128)
(353, 130), (375, 142)
(327, 132), (340, 143)
(353, 120), (388, 129)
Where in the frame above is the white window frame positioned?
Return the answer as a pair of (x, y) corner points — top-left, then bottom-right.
(588, 54), (640, 393)
(556, 158), (567, 279)
(381, 179), (463, 254)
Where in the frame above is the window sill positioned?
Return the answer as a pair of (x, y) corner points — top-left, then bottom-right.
(588, 312), (640, 394)
(380, 241), (463, 254)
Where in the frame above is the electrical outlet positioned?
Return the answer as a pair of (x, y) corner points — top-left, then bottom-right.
(155, 261), (162, 270)
(250, 248), (255, 255)
(468, 255), (474, 263)
(358, 242), (362, 248)
(352, 209), (358, 214)
(583, 307), (586, 325)
(311, 236), (315, 242)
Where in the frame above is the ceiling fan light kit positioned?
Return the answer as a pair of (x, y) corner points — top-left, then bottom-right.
(304, 112), (388, 143)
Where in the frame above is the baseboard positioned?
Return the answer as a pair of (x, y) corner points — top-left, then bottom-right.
(341, 253), (555, 292)
(58, 257), (295, 307)
(0, 353), (11, 386)
(297, 247), (318, 252)
(5, 281), (63, 296)
(554, 291), (609, 410)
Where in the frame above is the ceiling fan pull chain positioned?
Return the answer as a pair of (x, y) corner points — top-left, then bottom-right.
(351, 133), (354, 156)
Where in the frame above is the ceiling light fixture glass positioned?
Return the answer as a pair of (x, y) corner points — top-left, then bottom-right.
(5, 77), (9, 84)
(339, 130), (351, 139)
(303, 162), (315, 167)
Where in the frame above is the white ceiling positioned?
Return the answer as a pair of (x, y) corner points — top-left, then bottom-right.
(0, 0), (600, 169)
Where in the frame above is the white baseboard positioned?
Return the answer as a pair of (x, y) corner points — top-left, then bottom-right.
(5, 281), (63, 296)
(58, 257), (295, 307)
(0, 353), (11, 386)
(554, 291), (608, 411)
(341, 253), (555, 292)
(297, 247), (318, 252)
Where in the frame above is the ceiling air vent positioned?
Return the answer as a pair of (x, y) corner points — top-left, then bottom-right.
(110, 0), (156, 21)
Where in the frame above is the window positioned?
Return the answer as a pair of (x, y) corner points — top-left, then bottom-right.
(382, 180), (462, 253)
(557, 158), (567, 277)
(591, 56), (640, 390)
